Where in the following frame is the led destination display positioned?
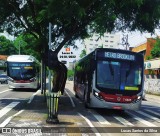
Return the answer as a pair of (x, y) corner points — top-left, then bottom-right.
(105, 52), (135, 61)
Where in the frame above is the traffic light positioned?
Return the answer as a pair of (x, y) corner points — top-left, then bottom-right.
(48, 50), (58, 69)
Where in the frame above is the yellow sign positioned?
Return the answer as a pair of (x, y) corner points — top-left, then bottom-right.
(24, 66), (33, 69)
(125, 86), (139, 91)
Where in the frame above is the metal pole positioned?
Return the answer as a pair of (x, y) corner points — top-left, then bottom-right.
(48, 23), (52, 93)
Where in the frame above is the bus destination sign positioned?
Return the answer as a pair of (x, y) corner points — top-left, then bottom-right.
(104, 52), (135, 61)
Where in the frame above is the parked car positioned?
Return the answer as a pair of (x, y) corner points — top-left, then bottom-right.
(0, 74), (8, 84)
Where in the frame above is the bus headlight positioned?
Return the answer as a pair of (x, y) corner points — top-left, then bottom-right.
(93, 90), (103, 100)
(8, 77), (14, 82)
(30, 77), (36, 82)
(137, 96), (141, 100)
(132, 95), (142, 103)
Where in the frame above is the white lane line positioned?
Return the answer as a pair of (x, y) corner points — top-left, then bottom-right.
(91, 112), (111, 125)
(65, 89), (75, 108)
(145, 109), (160, 117)
(113, 115), (134, 126)
(27, 89), (41, 104)
(78, 113), (101, 136)
(0, 98), (28, 100)
(0, 110), (24, 127)
(126, 112), (157, 127)
(0, 102), (20, 118)
(0, 89), (11, 94)
(136, 111), (160, 123)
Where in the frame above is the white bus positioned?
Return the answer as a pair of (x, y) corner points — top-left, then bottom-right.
(6, 55), (41, 90)
(74, 48), (144, 110)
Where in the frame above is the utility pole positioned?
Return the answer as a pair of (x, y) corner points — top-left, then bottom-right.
(48, 23), (52, 93)
(46, 22), (60, 124)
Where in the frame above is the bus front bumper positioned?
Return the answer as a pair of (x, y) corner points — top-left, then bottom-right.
(90, 95), (142, 110)
(8, 81), (37, 89)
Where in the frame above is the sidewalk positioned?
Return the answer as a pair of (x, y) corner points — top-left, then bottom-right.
(5, 81), (80, 129)
(145, 93), (160, 103)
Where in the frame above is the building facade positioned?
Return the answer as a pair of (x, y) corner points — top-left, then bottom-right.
(84, 33), (120, 54)
(131, 38), (156, 60)
(131, 38), (160, 95)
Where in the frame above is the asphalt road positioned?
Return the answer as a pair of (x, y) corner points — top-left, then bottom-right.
(0, 82), (160, 136)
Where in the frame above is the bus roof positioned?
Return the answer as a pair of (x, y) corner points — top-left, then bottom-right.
(7, 55), (37, 63)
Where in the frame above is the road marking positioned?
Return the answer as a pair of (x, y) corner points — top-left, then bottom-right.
(0, 89), (11, 94)
(113, 115), (134, 126)
(65, 89), (75, 108)
(0, 110), (24, 127)
(0, 102), (20, 118)
(0, 98), (28, 100)
(91, 111), (111, 125)
(28, 89), (41, 104)
(136, 111), (160, 123)
(78, 113), (101, 136)
(145, 109), (160, 117)
(126, 111), (157, 127)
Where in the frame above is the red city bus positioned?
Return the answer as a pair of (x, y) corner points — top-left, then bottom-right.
(74, 48), (144, 110)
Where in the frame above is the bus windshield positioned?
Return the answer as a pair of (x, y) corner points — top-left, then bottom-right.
(7, 62), (35, 80)
(96, 60), (142, 92)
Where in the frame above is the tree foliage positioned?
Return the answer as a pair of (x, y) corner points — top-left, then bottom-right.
(150, 38), (160, 58)
(14, 34), (41, 60)
(79, 49), (86, 58)
(67, 70), (74, 78)
(0, 36), (18, 55)
(0, 0), (160, 60)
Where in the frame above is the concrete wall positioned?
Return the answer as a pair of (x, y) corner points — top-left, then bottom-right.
(144, 78), (160, 95)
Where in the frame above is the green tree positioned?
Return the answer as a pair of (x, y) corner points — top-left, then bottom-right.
(14, 34), (41, 60)
(67, 70), (74, 78)
(0, 0), (160, 56)
(150, 38), (160, 58)
(1, 0), (160, 94)
(80, 49), (86, 58)
(0, 36), (18, 55)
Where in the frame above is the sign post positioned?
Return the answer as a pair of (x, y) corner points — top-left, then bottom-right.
(46, 23), (60, 124)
